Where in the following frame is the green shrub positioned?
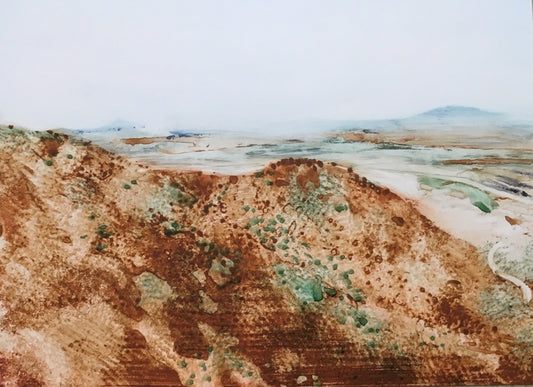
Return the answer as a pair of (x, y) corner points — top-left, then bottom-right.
(334, 204), (348, 212)
(94, 244), (108, 251)
(164, 227), (178, 236)
(96, 225), (113, 238)
(164, 221), (182, 237)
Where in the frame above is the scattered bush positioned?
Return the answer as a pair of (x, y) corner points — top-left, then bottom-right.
(164, 221), (182, 237)
(334, 204), (349, 212)
(94, 244), (108, 251)
(96, 225), (114, 238)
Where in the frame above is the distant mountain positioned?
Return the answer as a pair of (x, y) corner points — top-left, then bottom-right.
(71, 119), (144, 136)
(341, 105), (515, 133)
(416, 105), (500, 119)
(61, 106), (530, 141)
(92, 119), (141, 131)
(70, 121), (208, 141)
(400, 105), (506, 128)
(65, 119), (161, 142)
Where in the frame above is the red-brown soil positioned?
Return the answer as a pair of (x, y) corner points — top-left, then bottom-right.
(0, 127), (531, 385)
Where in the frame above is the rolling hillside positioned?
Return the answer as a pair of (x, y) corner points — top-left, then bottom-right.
(0, 126), (531, 385)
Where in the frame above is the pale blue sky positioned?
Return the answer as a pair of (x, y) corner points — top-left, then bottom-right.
(1, 0), (532, 132)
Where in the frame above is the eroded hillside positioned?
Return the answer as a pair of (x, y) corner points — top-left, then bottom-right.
(0, 127), (531, 386)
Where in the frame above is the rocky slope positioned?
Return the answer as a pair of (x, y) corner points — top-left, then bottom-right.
(0, 126), (531, 385)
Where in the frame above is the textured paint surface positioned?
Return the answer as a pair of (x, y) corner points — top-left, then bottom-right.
(0, 126), (532, 385)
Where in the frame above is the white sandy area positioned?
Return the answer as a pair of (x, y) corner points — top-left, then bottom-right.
(360, 168), (533, 252)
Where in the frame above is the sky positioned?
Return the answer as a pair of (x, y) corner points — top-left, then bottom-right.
(0, 0), (532, 133)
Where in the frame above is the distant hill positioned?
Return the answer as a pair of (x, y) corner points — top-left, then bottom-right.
(72, 119), (141, 134)
(59, 105), (531, 140)
(401, 105), (505, 128)
(416, 105), (500, 119)
(341, 105), (529, 133)
(68, 119), (157, 141)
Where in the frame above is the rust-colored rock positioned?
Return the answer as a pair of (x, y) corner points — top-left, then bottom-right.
(505, 215), (521, 225)
(392, 216), (405, 226)
(274, 179), (290, 187)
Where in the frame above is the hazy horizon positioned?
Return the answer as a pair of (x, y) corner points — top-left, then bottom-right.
(1, 1), (532, 133)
